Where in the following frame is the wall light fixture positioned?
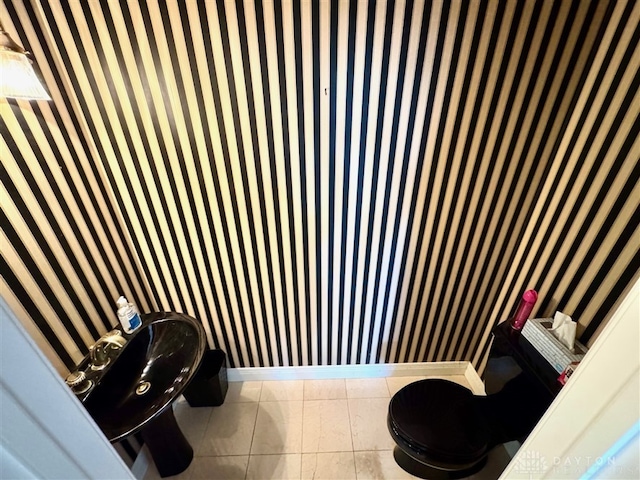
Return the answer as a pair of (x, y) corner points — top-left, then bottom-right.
(0, 21), (50, 101)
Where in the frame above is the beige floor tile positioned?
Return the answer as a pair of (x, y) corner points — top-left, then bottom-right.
(304, 378), (347, 400)
(354, 450), (416, 479)
(188, 456), (249, 480)
(246, 454), (302, 479)
(173, 402), (214, 454)
(385, 376), (426, 396)
(251, 401), (304, 454)
(184, 372), (486, 478)
(226, 381), (262, 403)
(198, 402), (258, 456)
(302, 399), (353, 452)
(346, 378), (390, 398)
(348, 398), (395, 451)
(260, 380), (304, 401)
(142, 452), (191, 480)
(301, 452), (357, 480)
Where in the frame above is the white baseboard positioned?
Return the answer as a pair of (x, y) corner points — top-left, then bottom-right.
(227, 361), (471, 382)
(464, 362), (486, 395)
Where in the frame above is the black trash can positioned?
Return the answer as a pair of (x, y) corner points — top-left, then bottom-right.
(183, 349), (228, 407)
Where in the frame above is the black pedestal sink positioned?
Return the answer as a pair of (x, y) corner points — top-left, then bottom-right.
(77, 312), (206, 477)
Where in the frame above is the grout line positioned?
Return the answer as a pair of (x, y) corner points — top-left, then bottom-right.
(299, 400), (305, 478)
(191, 410), (213, 458)
(346, 395), (356, 455)
(245, 397), (261, 473)
(350, 450), (357, 479)
(196, 453), (253, 457)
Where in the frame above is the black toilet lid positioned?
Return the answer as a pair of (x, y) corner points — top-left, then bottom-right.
(388, 379), (490, 465)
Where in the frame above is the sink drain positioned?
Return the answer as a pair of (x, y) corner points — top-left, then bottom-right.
(136, 381), (151, 395)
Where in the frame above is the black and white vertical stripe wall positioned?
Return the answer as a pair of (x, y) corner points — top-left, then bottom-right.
(2, 0), (639, 374)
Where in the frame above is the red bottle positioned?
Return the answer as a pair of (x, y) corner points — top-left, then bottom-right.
(510, 290), (538, 331)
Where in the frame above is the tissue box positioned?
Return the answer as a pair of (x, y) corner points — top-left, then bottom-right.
(521, 318), (588, 373)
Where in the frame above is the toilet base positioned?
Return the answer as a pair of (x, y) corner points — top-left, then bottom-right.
(393, 446), (487, 479)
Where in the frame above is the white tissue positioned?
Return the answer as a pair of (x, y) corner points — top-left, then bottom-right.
(550, 311), (576, 351)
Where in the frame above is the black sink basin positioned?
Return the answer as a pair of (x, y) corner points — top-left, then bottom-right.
(82, 312), (206, 442)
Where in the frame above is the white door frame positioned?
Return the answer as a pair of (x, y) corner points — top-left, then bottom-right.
(0, 297), (134, 479)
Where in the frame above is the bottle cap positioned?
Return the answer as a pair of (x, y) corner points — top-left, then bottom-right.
(116, 296), (128, 308)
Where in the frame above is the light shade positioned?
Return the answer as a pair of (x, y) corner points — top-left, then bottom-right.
(0, 25), (50, 101)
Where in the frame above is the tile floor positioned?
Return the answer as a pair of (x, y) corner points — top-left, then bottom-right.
(143, 375), (494, 480)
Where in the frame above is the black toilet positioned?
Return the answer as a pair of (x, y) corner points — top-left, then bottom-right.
(387, 324), (558, 480)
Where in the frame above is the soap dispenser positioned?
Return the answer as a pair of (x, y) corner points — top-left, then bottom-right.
(116, 296), (142, 334)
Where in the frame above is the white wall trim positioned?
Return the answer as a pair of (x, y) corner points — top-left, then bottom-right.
(228, 361), (487, 395)
(464, 362), (487, 395)
(227, 360), (486, 395)
(227, 360), (470, 382)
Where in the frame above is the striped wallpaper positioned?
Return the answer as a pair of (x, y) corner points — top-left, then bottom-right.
(2, 0), (639, 375)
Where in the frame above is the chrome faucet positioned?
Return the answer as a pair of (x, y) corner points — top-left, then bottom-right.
(90, 330), (127, 370)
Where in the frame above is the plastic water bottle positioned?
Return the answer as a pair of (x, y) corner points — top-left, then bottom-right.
(510, 290), (538, 331)
(116, 296), (142, 334)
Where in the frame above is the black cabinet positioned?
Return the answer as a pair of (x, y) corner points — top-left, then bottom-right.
(483, 321), (561, 443)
